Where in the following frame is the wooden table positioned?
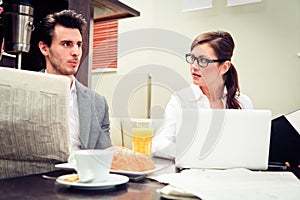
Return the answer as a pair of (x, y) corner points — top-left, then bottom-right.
(0, 170), (166, 200)
(0, 157), (175, 200)
(0, 159), (298, 200)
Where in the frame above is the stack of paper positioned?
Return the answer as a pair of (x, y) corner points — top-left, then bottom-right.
(151, 168), (300, 200)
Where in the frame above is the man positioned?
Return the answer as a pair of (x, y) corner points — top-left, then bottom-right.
(38, 10), (112, 152)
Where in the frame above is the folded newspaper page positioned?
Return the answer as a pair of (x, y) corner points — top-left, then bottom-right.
(0, 67), (70, 179)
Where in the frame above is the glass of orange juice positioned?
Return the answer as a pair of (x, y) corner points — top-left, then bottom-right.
(131, 119), (153, 157)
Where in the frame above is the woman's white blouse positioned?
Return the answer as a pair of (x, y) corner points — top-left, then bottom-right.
(152, 84), (253, 159)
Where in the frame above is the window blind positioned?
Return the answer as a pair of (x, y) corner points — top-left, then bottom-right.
(92, 20), (118, 69)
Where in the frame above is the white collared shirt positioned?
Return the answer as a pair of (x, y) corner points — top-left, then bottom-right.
(69, 77), (81, 153)
(44, 71), (81, 153)
(152, 84), (253, 159)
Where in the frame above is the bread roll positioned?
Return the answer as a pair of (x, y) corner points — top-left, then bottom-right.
(106, 146), (155, 172)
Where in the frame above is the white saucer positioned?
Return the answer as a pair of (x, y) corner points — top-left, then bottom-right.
(56, 174), (129, 190)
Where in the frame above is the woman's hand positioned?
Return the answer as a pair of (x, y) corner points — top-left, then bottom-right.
(285, 162), (300, 168)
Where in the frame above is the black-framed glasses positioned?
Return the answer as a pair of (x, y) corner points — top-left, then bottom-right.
(185, 53), (228, 68)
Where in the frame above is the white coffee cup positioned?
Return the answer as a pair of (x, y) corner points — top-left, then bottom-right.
(68, 149), (113, 183)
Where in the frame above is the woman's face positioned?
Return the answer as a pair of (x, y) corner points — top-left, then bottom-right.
(189, 43), (224, 87)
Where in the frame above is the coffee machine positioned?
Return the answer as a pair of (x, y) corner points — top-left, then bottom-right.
(1, 0), (34, 69)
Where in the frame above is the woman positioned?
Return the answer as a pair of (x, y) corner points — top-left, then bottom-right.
(152, 30), (253, 159)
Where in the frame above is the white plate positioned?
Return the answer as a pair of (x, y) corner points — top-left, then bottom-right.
(55, 163), (74, 170)
(55, 163), (168, 175)
(56, 174), (129, 190)
(110, 163), (167, 175)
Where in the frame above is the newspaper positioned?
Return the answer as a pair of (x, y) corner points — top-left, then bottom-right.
(154, 168), (300, 200)
(0, 67), (70, 179)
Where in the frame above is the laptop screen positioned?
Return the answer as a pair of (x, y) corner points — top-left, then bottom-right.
(176, 109), (272, 170)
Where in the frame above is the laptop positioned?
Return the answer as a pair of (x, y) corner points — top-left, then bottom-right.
(175, 109), (272, 170)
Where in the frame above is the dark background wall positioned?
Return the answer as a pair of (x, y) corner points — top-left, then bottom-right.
(1, 0), (90, 86)
(22, 0), (68, 72)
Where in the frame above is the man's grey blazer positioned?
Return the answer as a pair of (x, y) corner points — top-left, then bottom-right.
(75, 80), (112, 149)
(40, 68), (112, 149)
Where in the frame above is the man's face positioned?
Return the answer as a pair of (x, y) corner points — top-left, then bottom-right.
(43, 24), (83, 77)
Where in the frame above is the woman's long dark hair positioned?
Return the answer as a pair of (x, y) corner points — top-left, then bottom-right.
(191, 31), (241, 109)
